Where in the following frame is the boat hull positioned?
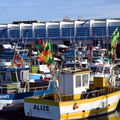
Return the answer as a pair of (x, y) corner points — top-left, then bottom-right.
(0, 88), (53, 111)
(24, 90), (120, 120)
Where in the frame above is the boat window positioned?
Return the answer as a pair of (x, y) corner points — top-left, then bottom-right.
(0, 72), (6, 82)
(66, 63), (80, 68)
(96, 67), (103, 73)
(90, 67), (97, 72)
(82, 74), (88, 86)
(75, 75), (81, 88)
(104, 67), (110, 74)
(17, 71), (21, 81)
(11, 72), (17, 82)
(0, 72), (11, 83)
(93, 51), (101, 57)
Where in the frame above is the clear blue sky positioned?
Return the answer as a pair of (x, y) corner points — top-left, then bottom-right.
(0, 0), (120, 24)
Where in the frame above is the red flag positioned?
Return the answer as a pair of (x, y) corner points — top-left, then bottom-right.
(38, 39), (42, 44)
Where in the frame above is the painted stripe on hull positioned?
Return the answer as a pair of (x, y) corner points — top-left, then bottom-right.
(0, 89), (53, 110)
(24, 91), (120, 120)
(0, 89), (53, 100)
(0, 99), (22, 110)
(24, 90), (120, 106)
(60, 102), (118, 120)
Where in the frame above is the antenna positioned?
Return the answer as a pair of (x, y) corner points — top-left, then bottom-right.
(74, 22), (76, 69)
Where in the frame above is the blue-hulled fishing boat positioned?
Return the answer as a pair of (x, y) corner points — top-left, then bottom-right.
(0, 57), (53, 111)
(0, 40), (56, 111)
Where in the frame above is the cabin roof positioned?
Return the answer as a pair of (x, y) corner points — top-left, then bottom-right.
(0, 66), (29, 71)
(61, 67), (90, 74)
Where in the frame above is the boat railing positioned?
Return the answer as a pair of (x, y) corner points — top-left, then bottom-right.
(29, 86), (48, 91)
(0, 84), (48, 93)
(81, 87), (118, 99)
(81, 89), (106, 99)
(59, 87), (118, 101)
(0, 84), (17, 93)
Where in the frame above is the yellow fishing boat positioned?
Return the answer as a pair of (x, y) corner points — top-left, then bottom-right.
(24, 67), (120, 120)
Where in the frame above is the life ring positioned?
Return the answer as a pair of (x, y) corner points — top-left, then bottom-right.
(73, 103), (79, 110)
(13, 54), (23, 67)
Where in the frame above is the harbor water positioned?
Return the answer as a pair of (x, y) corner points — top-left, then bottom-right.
(0, 105), (120, 120)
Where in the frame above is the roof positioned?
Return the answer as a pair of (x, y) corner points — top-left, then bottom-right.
(61, 67), (90, 74)
(0, 66), (29, 71)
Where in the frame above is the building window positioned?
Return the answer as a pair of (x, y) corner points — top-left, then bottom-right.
(0, 72), (11, 83)
(34, 28), (46, 38)
(62, 27), (74, 37)
(92, 27), (106, 36)
(10, 29), (20, 38)
(75, 75), (81, 88)
(48, 28), (60, 37)
(76, 27), (89, 36)
(82, 74), (88, 86)
(22, 29), (32, 38)
(0, 29), (8, 38)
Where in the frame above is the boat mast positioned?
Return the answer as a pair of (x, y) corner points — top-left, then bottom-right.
(74, 23), (76, 69)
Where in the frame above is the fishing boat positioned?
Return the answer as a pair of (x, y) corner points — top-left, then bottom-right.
(88, 59), (113, 80)
(0, 40), (57, 112)
(0, 54), (53, 111)
(24, 63), (120, 120)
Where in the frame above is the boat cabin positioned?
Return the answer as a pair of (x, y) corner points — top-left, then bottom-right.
(24, 66), (119, 120)
(0, 67), (29, 84)
(0, 62), (29, 93)
(89, 64), (111, 75)
(57, 68), (90, 99)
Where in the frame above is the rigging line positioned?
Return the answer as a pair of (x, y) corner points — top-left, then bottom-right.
(23, 30), (29, 50)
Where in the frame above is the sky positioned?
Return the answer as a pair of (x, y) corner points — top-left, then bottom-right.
(0, 0), (120, 24)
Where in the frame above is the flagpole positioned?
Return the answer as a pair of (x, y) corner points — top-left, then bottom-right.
(111, 27), (119, 63)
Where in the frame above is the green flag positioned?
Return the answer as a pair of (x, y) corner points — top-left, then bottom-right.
(112, 27), (118, 36)
(47, 56), (54, 65)
(51, 56), (54, 65)
(111, 30), (119, 47)
(45, 42), (52, 52)
(45, 42), (49, 51)
(35, 44), (42, 50)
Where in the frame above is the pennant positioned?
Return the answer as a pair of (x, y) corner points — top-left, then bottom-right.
(112, 27), (118, 36)
(111, 30), (119, 47)
(38, 55), (44, 62)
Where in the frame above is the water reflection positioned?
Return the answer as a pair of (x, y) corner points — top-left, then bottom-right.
(0, 107), (120, 120)
(87, 107), (120, 120)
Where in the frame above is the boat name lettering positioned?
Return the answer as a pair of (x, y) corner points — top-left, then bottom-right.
(34, 104), (49, 111)
(0, 95), (9, 99)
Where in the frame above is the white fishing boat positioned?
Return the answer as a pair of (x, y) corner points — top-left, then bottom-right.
(0, 53), (53, 111)
(24, 65), (120, 120)
(88, 60), (113, 81)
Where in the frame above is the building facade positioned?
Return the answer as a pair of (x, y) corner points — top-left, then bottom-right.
(0, 18), (120, 48)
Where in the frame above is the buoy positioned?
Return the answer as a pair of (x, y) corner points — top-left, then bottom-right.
(73, 103), (79, 110)
(13, 54), (23, 67)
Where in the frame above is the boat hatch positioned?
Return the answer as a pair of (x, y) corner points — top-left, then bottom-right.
(90, 66), (110, 74)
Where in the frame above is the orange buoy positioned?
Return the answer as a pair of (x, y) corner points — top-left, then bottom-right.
(73, 103), (79, 110)
(13, 54), (23, 67)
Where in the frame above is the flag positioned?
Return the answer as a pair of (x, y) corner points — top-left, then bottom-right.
(44, 55), (49, 63)
(45, 42), (52, 51)
(111, 32), (120, 47)
(112, 27), (118, 36)
(34, 40), (55, 65)
(111, 27), (119, 63)
(47, 56), (54, 65)
(44, 50), (50, 56)
(38, 39), (42, 44)
(35, 44), (42, 50)
(41, 41), (45, 51)
(38, 54), (44, 62)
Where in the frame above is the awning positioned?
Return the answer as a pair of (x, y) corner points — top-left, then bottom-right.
(54, 57), (61, 61)
(58, 44), (68, 48)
